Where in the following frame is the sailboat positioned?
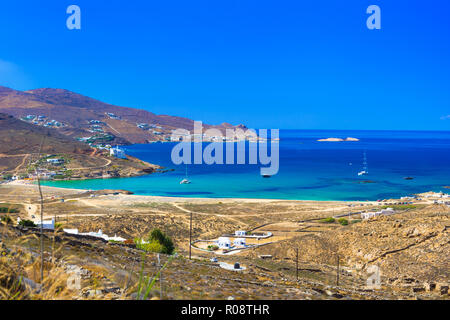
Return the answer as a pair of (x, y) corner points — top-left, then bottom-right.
(358, 151), (368, 176)
(180, 164), (191, 184)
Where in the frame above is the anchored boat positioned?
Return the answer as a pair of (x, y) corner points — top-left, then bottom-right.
(180, 164), (191, 184)
(358, 152), (369, 176)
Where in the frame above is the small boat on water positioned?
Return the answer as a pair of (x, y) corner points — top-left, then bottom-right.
(358, 152), (369, 176)
(180, 164), (191, 184)
(262, 174), (271, 178)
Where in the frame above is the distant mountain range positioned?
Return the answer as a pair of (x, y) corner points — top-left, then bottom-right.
(0, 86), (247, 145)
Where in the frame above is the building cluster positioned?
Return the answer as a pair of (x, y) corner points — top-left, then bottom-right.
(76, 132), (115, 146)
(105, 112), (121, 120)
(21, 115), (66, 128)
(136, 122), (162, 130)
(89, 124), (104, 133)
(46, 158), (64, 165)
(424, 192), (450, 199)
(216, 237), (247, 249)
(169, 132), (262, 143)
(422, 192), (450, 206)
(215, 231), (250, 249)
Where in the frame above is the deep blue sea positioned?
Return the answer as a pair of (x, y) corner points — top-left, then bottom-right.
(42, 130), (450, 201)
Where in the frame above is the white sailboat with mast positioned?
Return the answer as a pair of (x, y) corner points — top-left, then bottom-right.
(358, 151), (368, 176)
(180, 164), (191, 184)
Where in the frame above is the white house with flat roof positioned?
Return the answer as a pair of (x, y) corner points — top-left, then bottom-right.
(361, 208), (395, 220)
(217, 237), (231, 249)
(63, 228), (126, 242)
(110, 146), (126, 159)
(233, 238), (246, 247)
(34, 218), (55, 230)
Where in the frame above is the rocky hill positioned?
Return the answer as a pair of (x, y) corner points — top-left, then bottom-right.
(0, 86), (247, 145)
(0, 113), (92, 156)
(0, 112), (159, 177)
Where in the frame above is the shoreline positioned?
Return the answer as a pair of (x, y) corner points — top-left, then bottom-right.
(0, 179), (397, 204)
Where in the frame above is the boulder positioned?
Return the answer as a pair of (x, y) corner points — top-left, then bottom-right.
(436, 283), (449, 295)
(423, 282), (436, 292)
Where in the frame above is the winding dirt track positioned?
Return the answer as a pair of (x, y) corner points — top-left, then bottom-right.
(68, 157), (112, 170)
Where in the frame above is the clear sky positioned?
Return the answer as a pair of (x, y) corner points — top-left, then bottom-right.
(0, 0), (449, 130)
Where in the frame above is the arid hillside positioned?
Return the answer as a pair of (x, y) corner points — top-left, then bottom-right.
(0, 86), (247, 145)
(0, 113), (92, 156)
(0, 113), (160, 177)
(0, 184), (448, 300)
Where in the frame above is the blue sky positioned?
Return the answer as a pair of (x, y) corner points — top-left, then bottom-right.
(0, 0), (449, 130)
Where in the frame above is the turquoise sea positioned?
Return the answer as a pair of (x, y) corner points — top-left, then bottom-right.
(42, 130), (450, 201)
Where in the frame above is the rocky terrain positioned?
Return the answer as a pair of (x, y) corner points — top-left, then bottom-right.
(0, 184), (448, 300)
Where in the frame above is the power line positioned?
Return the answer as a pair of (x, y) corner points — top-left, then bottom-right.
(36, 135), (46, 283)
(189, 211), (192, 260)
(336, 254), (340, 287)
(296, 248), (299, 281)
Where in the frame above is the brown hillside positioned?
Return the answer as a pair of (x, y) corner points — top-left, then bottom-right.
(0, 113), (92, 156)
(0, 86), (247, 144)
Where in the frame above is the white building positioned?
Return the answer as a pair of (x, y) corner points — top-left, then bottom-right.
(235, 230), (246, 236)
(233, 238), (246, 247)
(217, 237), (231, 249)
(63, 228), (126, 242)
(110, 146), (126, 159)
(35, 218), (55, 230)
(47, 158), (64, 165)
(361, 208), (395, 220)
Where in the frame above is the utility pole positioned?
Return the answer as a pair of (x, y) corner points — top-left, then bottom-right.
(296, 248), (299, 281)
(189, 211), (192, 260)
(158, 254), (163, 299)
(36, 135), (46, 283)
(336, 254), (340, 287)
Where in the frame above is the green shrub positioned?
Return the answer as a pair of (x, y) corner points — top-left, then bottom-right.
(135, 229), (175, 255)
(207, 245), (219, 251)
(109, 239), (124, 244)
(146, 241), (164, 253)
(381, 205), (416, 210)
(147, 229), (175, 255)
(350, 219), (362, 224)
(320, 217), (335, 223)
(1, 215), (13, 224)
(0, 207), (18, 213)
(338, 218), (349, 226)
(18, 219), (36, 227)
